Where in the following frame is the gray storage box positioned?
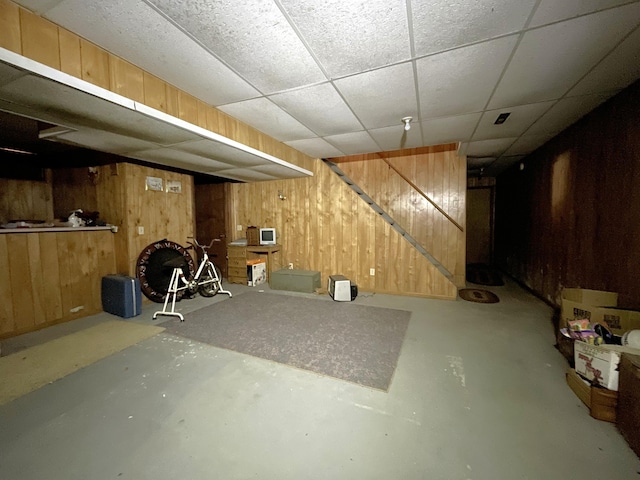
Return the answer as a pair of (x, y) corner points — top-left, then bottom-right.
(271, 269), (321, 293)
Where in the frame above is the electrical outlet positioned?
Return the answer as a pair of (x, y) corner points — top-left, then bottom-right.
(237, 224), (243, 231)
(288, 263), (294, 270)
(370, 268), (375, 276)
(138, 226), (144, 235)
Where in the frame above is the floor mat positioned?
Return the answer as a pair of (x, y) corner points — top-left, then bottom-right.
(0, 320), (164, 406)
(163, 291), (411, 391)
(459, 288), (500, 304)
(466, 263), (504, 286)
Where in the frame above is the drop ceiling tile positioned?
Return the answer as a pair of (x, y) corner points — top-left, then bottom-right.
(527, 93), (614, 136)
(11, 0), (63, 13)
(334, 62), (417, 129)
(489, 3), (640, 108)
(51, 128), (160, 154)
(411, 0), (537, 56)
(530, 0), (637, 28)
(214, 168), (278, 183)
(251, 163), (311, 179)
(280, 0), (410, 77)
(269, 83), (362, 137)
(148, 0), (325, 94)
(569, 26), (640, 97)
(284, 138), (344, 159)
(465, 138), (517, 157)
(42, 0), (258, 105)
(128, 148), (231, 171)
(416, 36), (518, 119)
(324, 131), (379, 156)
(503, 133), (555, 156)
(473, 101), (555, 141)
(368, 124), (424, 151)
(420, 113), (482, 145)
(218, 97), (315, 142)
(172, 139), (266, 168)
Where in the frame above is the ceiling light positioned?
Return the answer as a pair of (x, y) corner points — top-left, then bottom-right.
(494, 112), (511, 125)
(402, 116), (412, 131)
(0, 146), (36, 155)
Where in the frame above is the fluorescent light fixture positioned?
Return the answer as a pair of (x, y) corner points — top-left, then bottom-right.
(38, 125), (77, 139)
(0, 146), (36, 155)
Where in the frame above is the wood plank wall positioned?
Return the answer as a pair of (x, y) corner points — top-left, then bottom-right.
(227, 149), (462, 299)
(0, 230), (116, 339)
(495, 80), (640, 309)
(0, 173), (54, 224)
(334, 145), (466, 287)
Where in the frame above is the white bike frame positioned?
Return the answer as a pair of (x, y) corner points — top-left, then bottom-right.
(153, 237), (232, 321)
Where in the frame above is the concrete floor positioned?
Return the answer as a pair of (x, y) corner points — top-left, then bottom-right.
(1, 278), (638, 479)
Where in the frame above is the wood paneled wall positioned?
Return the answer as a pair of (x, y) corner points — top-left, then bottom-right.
(0, 173), (53, 224)
(495, 80), (640, 309)
(227, 146), (464, 299)
(0, 0), (314, 174)
(0, 230), (116, 338)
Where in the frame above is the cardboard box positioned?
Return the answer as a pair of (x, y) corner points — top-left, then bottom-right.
(617, 354), (640, 456)
(246, 259), (266, 286)
(591, 308), (640, 336)
(574, 341), (640, 391)
(566, 368), (591, 407)
(560, 288), (618, 329)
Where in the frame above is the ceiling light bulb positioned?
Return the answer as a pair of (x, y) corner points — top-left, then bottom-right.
(402, 116), (412, 131)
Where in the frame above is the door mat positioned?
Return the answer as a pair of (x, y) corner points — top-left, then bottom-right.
(0, 320), (164, 406)
(459, 288), (500, 304)
(162, 291), (411, 391)
(466, 263), (504, 286)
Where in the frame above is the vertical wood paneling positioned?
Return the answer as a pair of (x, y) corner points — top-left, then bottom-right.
(495, 80), (640, 309)
(40, 232), (63, 322)
(0, 235), (15, 334)
(143, 72), (168, 112)
(80, 38), (110, 88)
(0, 177), (53, 224)
(109, 56), (144, 102)
(19, 9), (60, 69)
(0, 0), (21, 53)
(58, 28), (81, 77)
(6, 235), (35, 331)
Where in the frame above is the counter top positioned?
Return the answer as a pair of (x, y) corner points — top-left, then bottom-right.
(0, 226), (114, 234)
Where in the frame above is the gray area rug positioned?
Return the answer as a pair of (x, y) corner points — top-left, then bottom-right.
(164, 292), (411, 391)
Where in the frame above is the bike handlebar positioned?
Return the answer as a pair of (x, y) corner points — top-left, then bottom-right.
(187, 236), (215, 252)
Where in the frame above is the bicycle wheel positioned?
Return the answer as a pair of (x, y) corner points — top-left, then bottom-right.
(198, 262), (221, 297)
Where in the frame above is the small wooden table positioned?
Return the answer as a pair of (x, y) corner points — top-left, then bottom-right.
(246, 244), (281, 285)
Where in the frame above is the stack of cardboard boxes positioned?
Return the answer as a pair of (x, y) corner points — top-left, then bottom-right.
(561, 288), (640, 455)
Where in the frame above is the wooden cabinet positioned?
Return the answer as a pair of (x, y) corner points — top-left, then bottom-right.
(227, 245), (247, 284)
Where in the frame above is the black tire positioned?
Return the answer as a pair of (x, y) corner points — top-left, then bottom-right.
(198, 262), (221, 297)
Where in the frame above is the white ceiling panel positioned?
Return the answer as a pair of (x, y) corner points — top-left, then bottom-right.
(284, 138), (344, 159)
(324, 131), (379, 156)
(489, 4), (640, 108)
(569, 26), (640, 97)
(147, 0), (325, 94)
(420, 113), (483, 146)
(128, 148), (233, 171)
(280, 0), (410, 77)
(47, 128), (160, 154)
(42, 0), (259, 106)
(465, 138), (517, 157)
(334, 62), (417, 129)
(417, 36), (518, 119)
(503, 134), (556, 156)
(218, 97), (316, 143)
(269, 83), (362, 137)
(411, 0), (537, 56)
(530, 0), (636, 28)
(527, 94), (614, 137)
(368, 124), (423, 151)
(6, 1), (640, 179)
(473, 101), (556, 141)
(171, 140), (266, 168)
